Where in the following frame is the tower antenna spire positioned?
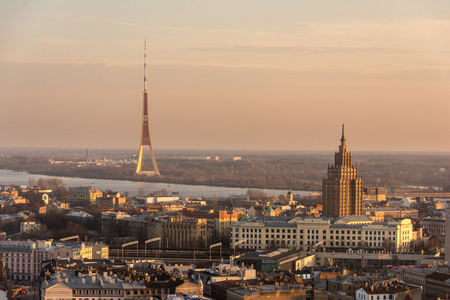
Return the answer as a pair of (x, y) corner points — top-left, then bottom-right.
(144, 39), (147, 91)
(341, 124), (346, 143)
(136, 40), (160, 176)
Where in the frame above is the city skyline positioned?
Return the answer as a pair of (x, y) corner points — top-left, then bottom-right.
(1, 1), (450, 152)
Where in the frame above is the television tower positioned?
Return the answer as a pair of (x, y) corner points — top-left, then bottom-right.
(136, 40), (160, 176)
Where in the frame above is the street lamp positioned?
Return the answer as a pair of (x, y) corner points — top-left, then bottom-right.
(144, 238), (161, 259)
(121, 240), (138, 261)
(209, 243), (222, 262)
(233, 239), (247, 255)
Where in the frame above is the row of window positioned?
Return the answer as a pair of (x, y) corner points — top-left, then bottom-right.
(4, 258), (31, 263)
(232, 239), (400, 248)
(234, 228), (398, 236)
(234, 234), (396, 242)
(73, 289), (121, 296)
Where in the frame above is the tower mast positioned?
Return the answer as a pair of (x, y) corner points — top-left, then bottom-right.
(136, 40), (160, 176)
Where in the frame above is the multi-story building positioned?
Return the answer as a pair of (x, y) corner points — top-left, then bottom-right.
(92, 243), (109, 259)
(0, 240), (53, 281)
(0, 255), (7, 300)
(148, 216), (207, 248)
(51, 243), (93, 260)
(96, 192), (126, 208)
(41, 270), (150, 300)
(425, 271), (450, 299)
(101, 212), (148, 238)
(445, 205), (450, 262)
(363, 187), (387, 202)
(322, 125), (363, 217)
(231, 216), (413, 252)
(68, 187), (103, 207)
(182, 209), (238, 245)
(423, 217), (445, 236)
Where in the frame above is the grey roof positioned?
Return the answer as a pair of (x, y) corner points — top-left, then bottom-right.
(44, 270), (146, 290)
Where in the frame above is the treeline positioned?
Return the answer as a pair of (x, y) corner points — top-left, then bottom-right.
(0, 153), (449, 192)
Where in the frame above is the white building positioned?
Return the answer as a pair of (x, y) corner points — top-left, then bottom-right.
(388, 197), (418, 208)
(231, 216), (413, 252)
(41, 270), (150, 300)
(136, 196), (180, 205)
(355, 284), (421, 300)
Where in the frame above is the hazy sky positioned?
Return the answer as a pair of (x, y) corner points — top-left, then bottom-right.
(1, 1), (449, 152)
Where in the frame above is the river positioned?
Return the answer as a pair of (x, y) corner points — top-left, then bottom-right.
(0, 169), (316, 198)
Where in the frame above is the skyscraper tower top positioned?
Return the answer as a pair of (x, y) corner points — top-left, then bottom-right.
(323, 125), (363, 217)
(335, 124), (351, 167)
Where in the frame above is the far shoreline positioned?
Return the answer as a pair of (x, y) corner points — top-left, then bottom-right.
(0, 168), (319, 197)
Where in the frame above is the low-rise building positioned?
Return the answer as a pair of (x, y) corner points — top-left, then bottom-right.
(189, 264), (256, 297)
(234, 249), (314, 273)
(227, 283), (308, 300)
(364, 207), (419, 222)
(355, 283), (422, 300)
(20, 221), (41, 233)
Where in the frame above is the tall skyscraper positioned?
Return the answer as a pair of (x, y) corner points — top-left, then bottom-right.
(322, 125), (363, 217)
(136, 41), (160, 176)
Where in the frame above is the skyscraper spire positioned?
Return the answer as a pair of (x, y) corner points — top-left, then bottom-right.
(338, 124), (348, 154)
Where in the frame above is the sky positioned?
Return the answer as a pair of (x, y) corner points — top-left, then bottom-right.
(1, 0), (450, 152)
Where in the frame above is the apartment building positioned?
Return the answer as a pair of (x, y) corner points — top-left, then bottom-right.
(423, 217), (445, 236)
(101, 212), (148, 238)
(68, 187), (103, 207)
(148, 216), (207, 248)
(182, 209), (238, 245)
(0, 240), (53, 281)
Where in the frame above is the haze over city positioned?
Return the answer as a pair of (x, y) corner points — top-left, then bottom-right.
(1, 1), (449, 152)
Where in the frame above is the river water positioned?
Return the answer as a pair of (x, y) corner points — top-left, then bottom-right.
(0, 169), (315, 198)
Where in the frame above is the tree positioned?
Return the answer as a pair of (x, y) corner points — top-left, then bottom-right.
(247, 189), (268, 200)
(56, 186), (68, 201)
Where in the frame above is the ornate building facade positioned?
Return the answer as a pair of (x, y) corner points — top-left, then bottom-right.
(322, 125), (363, 217)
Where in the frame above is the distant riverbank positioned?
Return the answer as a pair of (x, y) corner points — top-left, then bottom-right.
(0, 169), (317, 198)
